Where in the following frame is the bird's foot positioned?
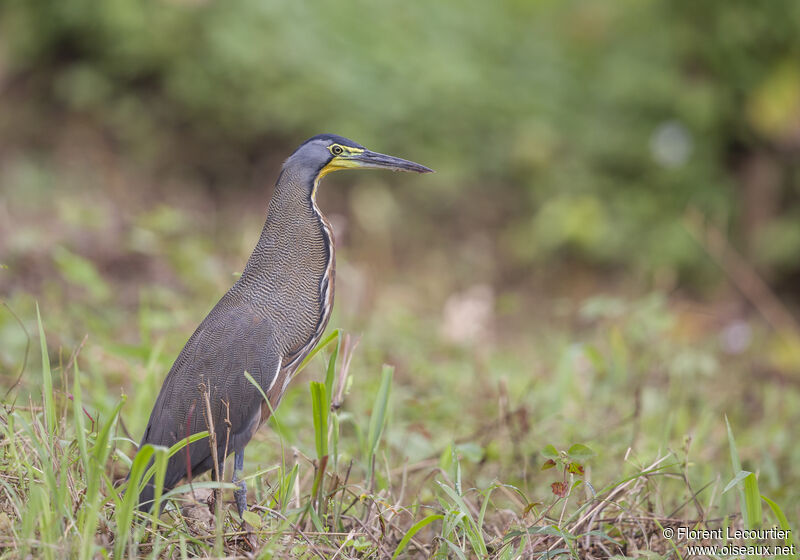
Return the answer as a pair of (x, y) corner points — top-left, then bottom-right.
(232, 450), (248, 519)
(233, 479), (248, 519)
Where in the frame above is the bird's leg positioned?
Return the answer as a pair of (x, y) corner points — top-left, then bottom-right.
(232, 449), (248, 518)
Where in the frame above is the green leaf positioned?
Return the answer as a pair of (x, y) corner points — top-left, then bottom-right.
(439, 443), (453, 472)
(541, 444), (559, 460)
(567, 462), (585, 475)
(723, 470), (753, 494)
(242, 510), (262, 528)
(455, 442), (483, 463)
(52, 246), (110, 301)
(567, 443), (595, 461)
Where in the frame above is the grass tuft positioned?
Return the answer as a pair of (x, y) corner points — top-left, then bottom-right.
(0, 300), (796, 558)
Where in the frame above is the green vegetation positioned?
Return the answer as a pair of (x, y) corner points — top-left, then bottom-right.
(0, 283), (797, 556)
(0, 0), (798, 557)
(2, 0), (800, 283)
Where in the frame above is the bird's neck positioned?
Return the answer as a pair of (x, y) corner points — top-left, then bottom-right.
(240, 165), (333, 284)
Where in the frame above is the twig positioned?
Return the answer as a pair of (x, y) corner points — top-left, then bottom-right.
(222, 399), (231, 489)
(332, 333), (360, 410)
(1, 301), (30, 401)
(200, 383), (225, 555)
(200, 384), (220, 491)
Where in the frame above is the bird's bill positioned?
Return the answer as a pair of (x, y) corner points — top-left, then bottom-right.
(349, 150), (434, 173)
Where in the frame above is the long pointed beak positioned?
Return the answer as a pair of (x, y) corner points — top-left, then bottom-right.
(352, 150), (434, 173)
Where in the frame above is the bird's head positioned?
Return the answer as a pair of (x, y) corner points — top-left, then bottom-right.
(284, 134), (434, 184)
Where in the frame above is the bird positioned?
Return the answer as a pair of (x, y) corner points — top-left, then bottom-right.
(134, 134), (433, 516)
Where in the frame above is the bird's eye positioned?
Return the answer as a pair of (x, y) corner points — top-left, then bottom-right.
(331, 145), (344, 156)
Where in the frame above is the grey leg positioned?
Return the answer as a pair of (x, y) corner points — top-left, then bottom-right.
(232, 449), (247, 517)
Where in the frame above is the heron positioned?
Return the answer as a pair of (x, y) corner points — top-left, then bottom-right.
(134, 134), (433, 516)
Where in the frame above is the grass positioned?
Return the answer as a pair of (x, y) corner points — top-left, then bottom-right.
(0, 185), (798, 557)
(0, 305), (797, 558)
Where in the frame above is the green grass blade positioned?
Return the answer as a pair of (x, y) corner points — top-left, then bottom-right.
(296, 329), (339, 375)
(78, 390), (125, 560)
(73, 361), (89, 477)
(438, 481), (487, 556)
(392, 514), (443, 559)
(135, 430), (209, 495)
(652, 517), (684, 560)
(723, 470), (752, 494)
(742, 472), (762, 529)
(149, 446), (169, 522)
(116, 444), (156, 559)
(161, 480), (238, 500)
(93, 397), (126, 465)
(477, 486), (495, 533)
(366, 365), (393, 482)
(331, 411), (340, 473)
(725, 415), (750, 528)
(324, 333), (341, 400)
(245, 369), (287, 454)
(310, 381), (329, 459)
(116, 430), (207, 555)
(761, 494), (796, 553)
(73, 360), (93, 560)
(442, 538), (469, 560)
(35, 303), (56, 435)
(85, 396), (126, 508)
(310, 380), (329, 510)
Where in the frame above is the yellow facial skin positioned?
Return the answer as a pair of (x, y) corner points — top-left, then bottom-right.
(312, 144), (365, 202)
(318, 144), (366, 177)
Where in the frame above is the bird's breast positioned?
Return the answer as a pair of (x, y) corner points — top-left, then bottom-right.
(244, 203), (335, 370)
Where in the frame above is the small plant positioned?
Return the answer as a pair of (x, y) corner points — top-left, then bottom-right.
(540, 443), (595, 502)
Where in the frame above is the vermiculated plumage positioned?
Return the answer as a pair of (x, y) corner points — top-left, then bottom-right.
(134, 135), (432, 512)
(137, 156), (333, 509)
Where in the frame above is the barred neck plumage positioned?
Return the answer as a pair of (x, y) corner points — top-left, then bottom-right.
(231, 162), (335, 366)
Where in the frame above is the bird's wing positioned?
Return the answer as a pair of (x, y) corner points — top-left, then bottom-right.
(136, 302), (280, 508)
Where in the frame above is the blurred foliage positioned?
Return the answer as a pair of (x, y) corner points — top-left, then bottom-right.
(2, 0), (800, 287)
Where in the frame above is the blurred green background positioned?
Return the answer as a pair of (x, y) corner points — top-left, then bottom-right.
(1, 0), (799, 527)
(3, 0), (800, 288)
(2, 0), (800, 286)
